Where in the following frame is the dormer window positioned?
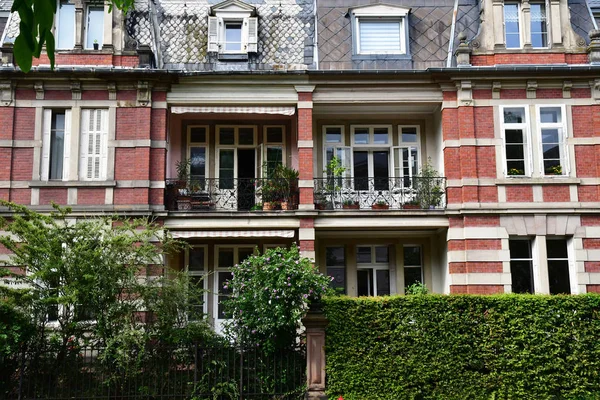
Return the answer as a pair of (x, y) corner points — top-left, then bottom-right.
(351, 5), (410, 56)
(504, 1), (549, 49)
(56, 0), (75, 49)
(207, 0), (258, 58)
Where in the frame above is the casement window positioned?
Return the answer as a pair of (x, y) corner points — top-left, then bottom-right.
(216, 126), (256, 190)
(394, 126), (421, 181)
(351, 5), (410, 55)
(504, 1), (548, 49)
(326, 246), (346, 294)
(323, 126), (351, 180)
(79, 109), (108, 181)
(56, 0), (75, 49)
(186, 246), (207, 319)
(509, 237), (573, 294)
(356, 245), (391, 296)
(42, 109), (71, 181)
(84, 4), (104, 50)
(207, 7), (257, 56)
(264, 126), (285, 176)
(187, 126), (209, 181)
(351, 126), (391, 191)
(501, 105), (568, 177)
(214, 246), (254, 333)
(403, 245), (423, 290)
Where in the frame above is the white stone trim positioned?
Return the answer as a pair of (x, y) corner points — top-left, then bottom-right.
(448, 227), (508, 240)
(297, 101), (313, 109)
(297, 140), (313, 148)
(299, 228), (315, 241)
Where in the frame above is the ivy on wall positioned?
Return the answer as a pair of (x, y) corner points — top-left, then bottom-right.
(323, 295), (600, 400)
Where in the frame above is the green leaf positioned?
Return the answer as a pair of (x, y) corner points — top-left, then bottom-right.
(45, 31), (55, 70)
(14, 35), (33, 72)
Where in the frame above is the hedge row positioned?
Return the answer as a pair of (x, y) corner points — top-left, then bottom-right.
(322, 294), (600, 400)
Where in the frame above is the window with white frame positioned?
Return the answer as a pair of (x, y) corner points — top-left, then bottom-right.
(403, 245), (423, 290)
(323, 126), (351, 179)
(351, 125), (391, 191)
(84, 4), (104, 49)
(42, 109), (71, 181)
(394, 126), (421, 181)
(79, 109), (108, 181)
(356, 245), (391, 296)
(216, 126), (256, 189)
(188, 126), (209, 182)
(351, 5), (409, 55)
(504, 1), (548, 49)
(214, 246), (254, 333)
(56, 0), (75, 49)
(264, 126), (285, 176)
(207, 2), (257, 56)
(546, 238), (571, 294)
(186, 246), (207, 319)
(509, 239), (534, 293)
(501, 105), (568, 177)
(326, 246), (346, 294)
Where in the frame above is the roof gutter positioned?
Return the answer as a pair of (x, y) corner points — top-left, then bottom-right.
(446, 0), (460, 67)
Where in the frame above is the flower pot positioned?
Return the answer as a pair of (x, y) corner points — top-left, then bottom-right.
(280, 201), (291, 210)
(342, 203), (360, 210)
(403, 204), (421, 210)
(263, 202), (274, 211)
(371, 204), (389, 210)
(93, 43), (99, 50)
(177, 198), (192, 210)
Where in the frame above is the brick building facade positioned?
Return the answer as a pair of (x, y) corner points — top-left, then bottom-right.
(1, 0), (600, 328)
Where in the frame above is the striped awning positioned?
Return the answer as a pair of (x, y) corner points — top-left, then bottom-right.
(170, 106), (296, 116)
(171, 230), (295, 239)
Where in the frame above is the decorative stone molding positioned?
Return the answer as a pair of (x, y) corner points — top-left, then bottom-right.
(592, 79), (600, 102)
(526, 80), (537, 99)
(455, 32), (472, 67)
(137, 81), (151, 106)
(492, 81), (501, 99)
(0, 44), (14, 65)
(456, 80), (473, 106)
(0, 80), (14, 106)
(34, 81), (44, 100)
(108, 82), (117, 100)
(562, 81), (572, 99)
(137, 45), (154, 68)
(71, 81), (82, 100)
(588, 30), (600, 64)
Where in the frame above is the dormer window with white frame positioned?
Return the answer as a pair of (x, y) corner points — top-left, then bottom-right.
(351, 5), (410, 56)
(207, 0), (258, 58)
(504, 1), (549, 49)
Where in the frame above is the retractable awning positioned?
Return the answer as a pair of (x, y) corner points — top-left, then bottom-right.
(171, 230), (295, 239)
(170, 106), (296, 116)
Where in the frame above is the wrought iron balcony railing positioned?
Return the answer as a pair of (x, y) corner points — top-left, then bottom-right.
(165, 177), (299, 211)
(313, 176), (446, 210)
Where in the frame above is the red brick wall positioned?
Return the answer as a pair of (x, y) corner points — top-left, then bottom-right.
(150, 149), (166, 181)
(10, 189), (31, 204)
(11, 148), (33, 181)
(39, 188), (67, 205)
(149, 188), (163, 206)
(450, 285), (504, 294)
(464, 215), (500, 227)
(30, 53), (127, 67)
(116, 108), (151, 140)
(585, 262), (600, 273)
(506, 185), (533, 202)
(471, 53), (583, 66)
(150, 109), (167, 141)
(588, 285), (600, 293)
(0, 148), (11, 181)
(82, 90), (109, 101)
(44, 91), (71, 100)
(114, 188), (149, 205)
(14, 108), (35, 140)
(115, 148), (150, 181)
(542, 185), (570, 202)
(77, 188), (106, 205)
(0, 108), (14, 140)
(474, 107), (494, 138)
(449, 262), (503, 274)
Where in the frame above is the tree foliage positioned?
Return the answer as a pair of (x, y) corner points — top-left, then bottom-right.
(223, 244), (331, 352)
(10, 0), (135, 72)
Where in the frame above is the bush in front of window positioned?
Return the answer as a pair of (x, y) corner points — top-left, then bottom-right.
(323, 294), (600, 400)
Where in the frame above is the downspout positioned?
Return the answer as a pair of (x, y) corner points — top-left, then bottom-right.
(148, 0), (163, 68)
(313, 0), (319, 69)
(446, 0), (460, 67)
(586, 0), (598, 30)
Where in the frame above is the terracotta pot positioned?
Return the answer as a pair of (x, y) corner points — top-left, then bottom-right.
(263, 202), (274, 211)
(177, 199), (192, 210)
(371, 204), (389, 210)
(281, 201), (290, 210)
(403, 204), (421, 210)
(342, 203), (360, 210)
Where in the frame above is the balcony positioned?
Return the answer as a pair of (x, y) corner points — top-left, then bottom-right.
(165, 178), (299, 212)
(313, 176), (446, 210)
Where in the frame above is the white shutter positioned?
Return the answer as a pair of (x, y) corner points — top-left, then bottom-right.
(79, 109), (90, 180)
(247, 17), (258, 53)
(100, 109), (108, 180)
(41, 109), (52, 181)
(208, 16), (219, 53)
(62, 109), (71, 181)
(256, 143), (263, 178)
(358, 19), (402, 53)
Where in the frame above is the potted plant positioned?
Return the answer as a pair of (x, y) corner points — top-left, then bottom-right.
(414, 158), (444, 209)
(250, 203), (262, 211)
(314, 191), (332, 210)
(371, 200), (389, 210)
(342, 199), (359, 210)
(175, 158), (191, 189)
(93, 39), (99, 50)
(322, 156), (346, 209)
(545, 165), (562, 176)
(508, 168), (525, 176)
(403, 199), (421, 210)
(274, 164), (299, 210)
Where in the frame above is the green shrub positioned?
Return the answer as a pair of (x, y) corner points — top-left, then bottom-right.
(323, 294), (600, 400)
(0, 300), (35, 393)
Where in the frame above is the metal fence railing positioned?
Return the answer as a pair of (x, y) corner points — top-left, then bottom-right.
(2, 344), (306, 400)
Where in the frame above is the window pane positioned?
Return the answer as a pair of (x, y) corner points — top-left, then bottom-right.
(505, 129), (524, 144)
(375, 246), (389, 263)
(239, 128), (254, 145)
(548, 260), (570, 294)
(266, 127), (283, 143)
(373, 151), (390, 190)
(190, 127), (206, 143)
(547, 239), (568, 258)
(506, 144), (525, 160)
(325, 127), (342, 143)
(354, 128), (369, 144)
(57, 1), (75, 49)
(507, 160), (526, 173)
(220, 128), (235, 145)
(327, 267), (346, 293)
(511, 260), (534, 293)
(218, 248), (234, 269)
(353, 151), (369, 190)
(541, 129), (560, 144)
(357, 269), (373, 296)
(85, 6), (104, 49)
(189, 248), (205, 272)
(217, 272), (233, 319)
(530, 3), (547, 48)
(326, 247), (345, 266)
(404, 267), (422, 288)
(376, 270), (390, 296)
(224, 22), (242, 52)
(356, 247), (371, 264)
(373, 128), (389, 144)
(542, 144), (560, 160)
(540, 107), (561, 123)
(403, 246), (421, 266)
(190, 147), (206, 177)
(238, 248), (254, 264)
(504, 3), (520, 49)
(50, 112), (65, 180)
(504, 107), (525, 124)
(219, 150), (234, 189)
(266, 147), (283, 174)
(359, 19), (401, 53)
(509, 240), (531, 259)
(401, 127), (418, 143)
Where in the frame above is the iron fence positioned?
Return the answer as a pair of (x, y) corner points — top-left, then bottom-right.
(165, 178), (299, 212)
(2, 344), (306, 400)
(313, 176), (446, 210)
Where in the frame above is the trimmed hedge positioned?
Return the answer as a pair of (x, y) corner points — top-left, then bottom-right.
(322, 294), (600, 400)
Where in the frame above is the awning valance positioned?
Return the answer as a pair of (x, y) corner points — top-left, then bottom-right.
(171, 230), (295, 239)
(170, 106), (296, 116)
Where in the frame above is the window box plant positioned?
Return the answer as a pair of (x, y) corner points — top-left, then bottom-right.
(402, 199), (420, 210)
(371, 200), (389, 210)
(93, 39), (99, 50)
(508, 168), (525, 176)
(342, 200), (359, 210)
(545, 165), (562, 176)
